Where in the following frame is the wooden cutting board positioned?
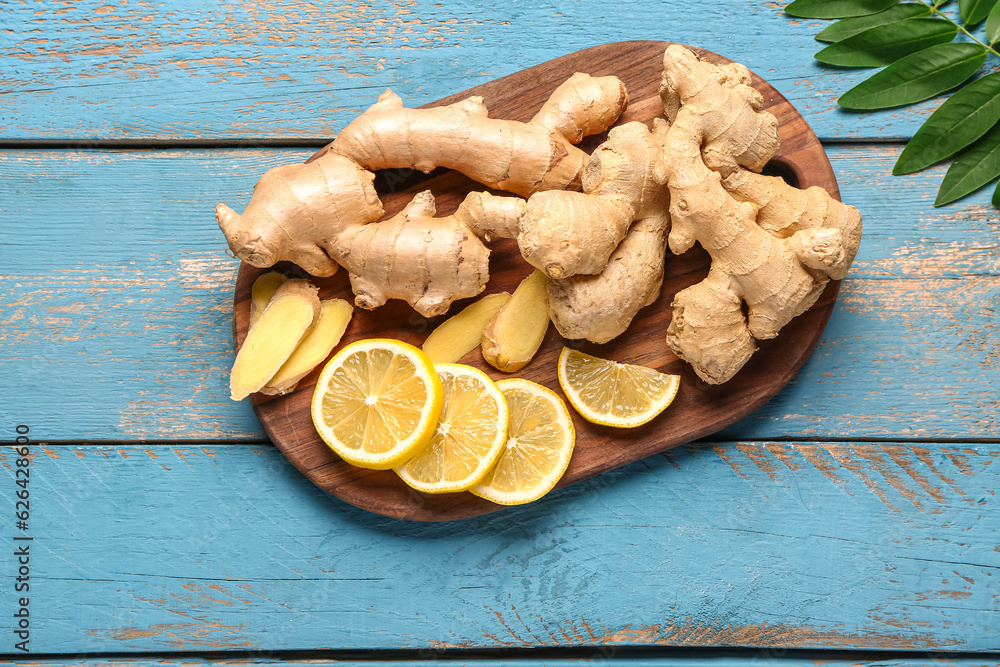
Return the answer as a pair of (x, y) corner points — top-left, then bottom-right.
(233, 40), (843, 521)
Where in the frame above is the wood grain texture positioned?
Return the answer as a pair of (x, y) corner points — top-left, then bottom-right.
(234, 41), (842, 521)
(1, 441), (997, 653)
(0, 0), (932, 142)
(1, 146), (997, 441)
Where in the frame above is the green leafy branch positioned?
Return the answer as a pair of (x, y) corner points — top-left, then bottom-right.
(786, 0), (1000, 206)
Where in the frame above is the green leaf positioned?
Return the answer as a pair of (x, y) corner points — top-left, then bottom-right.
(959, 0), (999, 24)
(815, 18), (959, 67)
(986, 0), (1000, 42)
(991, 177), (1000, 206)
(816, 4), (932, 43)
(935, 123), (1000, 205)
(839, 42), (987, 109)
(787, 0), (899, 18)
(895, 72), (1000, 173)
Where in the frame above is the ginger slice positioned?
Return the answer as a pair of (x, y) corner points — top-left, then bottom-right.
(482, 270), (550, 373)
(422, 292), (511, 364)
(250, 271), (288, 327)
(230, 279), (320, 401)
(262, 298), (354, 395)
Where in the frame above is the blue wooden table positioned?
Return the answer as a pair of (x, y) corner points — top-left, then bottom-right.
(2, 2), (998, 665)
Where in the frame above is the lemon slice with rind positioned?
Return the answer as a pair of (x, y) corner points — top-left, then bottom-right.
(311, 338), (443, 470)
(395, 363), (509, 494)
(557, 347), (679, 428)
(470, 378), (575, 505)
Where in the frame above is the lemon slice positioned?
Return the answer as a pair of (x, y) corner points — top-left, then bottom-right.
(311, 338), (443, 470)
(395, 363), (509, 494)
(470, 378), (575, 505)
(557, 347), (680, 428)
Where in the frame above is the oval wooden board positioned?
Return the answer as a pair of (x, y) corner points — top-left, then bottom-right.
(233, 40), (843, 522)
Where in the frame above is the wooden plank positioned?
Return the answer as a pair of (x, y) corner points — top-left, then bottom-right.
(2, 657), (997, 667)
(1, 146), (997, 441)
(1, 0), (928, 142)
(0, 441), (997, 653)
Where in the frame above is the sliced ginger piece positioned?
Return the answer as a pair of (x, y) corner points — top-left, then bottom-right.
(482, 270), (550, 373)
(422, 292), (511, 364)
(230, 279), (320, 401)
(262, 298), (354, 395)
(250, 271), (288, 327)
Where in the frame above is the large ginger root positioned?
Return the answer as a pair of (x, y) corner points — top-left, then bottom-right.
(539, 120), (673, 343)
(335, 190), (498, 316)
(331, 73), (627, 196)
(444, 118), (676, 346)
(654, 45), (862, 384)
(458, 120), (674, 344)
(219, 165), (519, 317)
(658, 48), (778, 176)
(230, 279), (320, 401)
(722, 169), (862, 280)
(217, 153), (381, 278)
(517, 120), (669, 279)
(217, 74), (627, 316)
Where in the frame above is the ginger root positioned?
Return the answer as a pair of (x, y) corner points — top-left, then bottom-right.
(331, 73), (627, 196)
(722, 169), (862, 281)
(518, 120), (670, 281)
(538, 120), (673, 343)
(446, 120), (674, 346)
(654, 45), (862, 384)
(422, 292), (511, 364)
(262, 298), (354, 395)
(230, 279), (320, 401)
(335, 190), (504, 316)
(482, 270), (550, 372)
(217, 74), (626, 316)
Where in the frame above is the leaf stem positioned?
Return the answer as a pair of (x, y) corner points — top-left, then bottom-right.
(917, 0), (1000, 58)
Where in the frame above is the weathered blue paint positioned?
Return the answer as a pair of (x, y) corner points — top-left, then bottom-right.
(1, 146), (996, 441)
(0, 441), (996, 653)
(0, 0), (938, 142)
(3, 4), (999, 660)
(3, 658), (997, 667)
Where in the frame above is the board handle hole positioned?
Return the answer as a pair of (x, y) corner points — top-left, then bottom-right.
(762, 159), (800, 188)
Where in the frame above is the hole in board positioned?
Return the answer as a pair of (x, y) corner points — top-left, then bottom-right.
(761, 159), (799, 189)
